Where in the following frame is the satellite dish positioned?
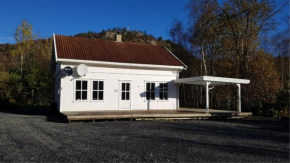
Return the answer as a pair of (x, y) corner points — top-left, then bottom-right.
(76, 64), (88, 76)
(63, 66), (73, 76)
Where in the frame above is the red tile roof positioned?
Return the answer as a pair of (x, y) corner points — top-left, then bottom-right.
(54, 35), (184, 67)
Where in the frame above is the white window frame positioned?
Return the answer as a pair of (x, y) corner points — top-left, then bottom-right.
(91, 80), (105, 102)
(158, 82), (169, 101)
(74, 79), (88, 101)
(144, 81), (157, 102)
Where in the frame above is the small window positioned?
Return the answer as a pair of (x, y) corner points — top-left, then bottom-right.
(146, 82), (155, 100)
(75, 80), (88, 100)
(159, 83), (168, 100)
(92, 81), (104, 100)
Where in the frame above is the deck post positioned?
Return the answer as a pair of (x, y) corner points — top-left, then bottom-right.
(206, 82), (211, 113)
(176, 83), (180, 110)
(237, 84), (241, 113)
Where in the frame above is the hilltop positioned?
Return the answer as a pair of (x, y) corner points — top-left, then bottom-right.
(74, 27), (169, 46)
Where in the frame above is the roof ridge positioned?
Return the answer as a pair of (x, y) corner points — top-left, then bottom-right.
(55, 34), (162, 47)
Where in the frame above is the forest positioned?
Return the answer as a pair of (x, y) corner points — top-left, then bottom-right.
(0, 0), (289, 117)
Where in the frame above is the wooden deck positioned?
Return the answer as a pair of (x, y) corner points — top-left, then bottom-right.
(61, 108), (252, 122)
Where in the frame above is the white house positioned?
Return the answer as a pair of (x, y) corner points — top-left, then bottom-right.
(52, 34), (187, 112)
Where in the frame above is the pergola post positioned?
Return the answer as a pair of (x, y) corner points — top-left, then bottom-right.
(237, 84), (241, 113)
(176, 84), (180, 110)
(206, 82), (211, 113)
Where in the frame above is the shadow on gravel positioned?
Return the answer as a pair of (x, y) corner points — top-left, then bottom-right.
(46, 115), (66, 123)
(163, 119), (289, 144)
(0, 104), (64, 123)
(217, 118), (290, 133)
(0, 106), (48, 116)
(134, 133), (289, 160)
(125, 119), (289, 161)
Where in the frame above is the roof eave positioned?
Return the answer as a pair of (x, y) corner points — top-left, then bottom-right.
(162, 46), (187, 70)
(174, 76), (250, 85)
(53, 33), (58, 62)
(56, 58), (184, 70)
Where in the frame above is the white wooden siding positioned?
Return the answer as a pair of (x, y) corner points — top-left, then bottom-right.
(58, 63), (178, 112)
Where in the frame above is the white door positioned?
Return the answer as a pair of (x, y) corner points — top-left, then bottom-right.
(119, 81), (131, 110)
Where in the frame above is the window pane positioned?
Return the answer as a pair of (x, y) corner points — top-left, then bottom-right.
(126, 83), (130, 91)
(93, 81), (98, 90)
(82, 91), (87, 100)
(146, 83), (150, 91)
(76, 81), (81, 90)
(151, 83), (155, 91)
(151, 92), (155, 100)
(99, 91), (103, 100)
(126, 92), (129, 100)
(76, 91), (81, 100)
(160, 92), (164, 100)
(122, 92), (125, 100)
(146, 92), (150, 100)
(164, 92), (168, 100)
(160, 83), (164, 91)
(82, 81), (87, 90)
(99, 81), (104, 90)
(93, 91), (98, 100)
(164, 83), (168, 91)
(122, 83), (125, 91)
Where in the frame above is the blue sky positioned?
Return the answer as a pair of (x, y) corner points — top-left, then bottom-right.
(0, 0), (288, 44)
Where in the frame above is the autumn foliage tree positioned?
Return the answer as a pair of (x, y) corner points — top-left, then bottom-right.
(0, 20), (54, 106)
(170, 0), (288, 116)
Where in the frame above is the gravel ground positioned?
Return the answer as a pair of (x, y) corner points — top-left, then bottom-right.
(0, 110), (289, 162)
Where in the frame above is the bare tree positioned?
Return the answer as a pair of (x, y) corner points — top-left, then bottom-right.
(169, 20), (185, 46)
(215, 0), (287, 78)
(12, 20), (36, 78)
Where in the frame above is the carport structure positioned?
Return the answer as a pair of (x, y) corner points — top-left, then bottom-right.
(174, 76), (250, 113)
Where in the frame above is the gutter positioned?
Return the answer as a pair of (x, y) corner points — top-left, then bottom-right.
(56, 58), (184, 70)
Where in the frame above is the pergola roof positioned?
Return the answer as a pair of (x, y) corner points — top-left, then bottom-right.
(174, 76), (250, 85)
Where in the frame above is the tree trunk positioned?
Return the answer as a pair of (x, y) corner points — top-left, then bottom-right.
(21, 51), (24, 78)
(200, 63), (203, 107)
(201, 42), (207, 75)
(281, 56), (284, 89)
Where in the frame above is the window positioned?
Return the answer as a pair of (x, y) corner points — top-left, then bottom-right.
(146, 82), (155, 100)
(121, 83), (130, 100)
(92, 81), (104, 100)
(159, 83), (168, 100)
(75, 80), (87, 100)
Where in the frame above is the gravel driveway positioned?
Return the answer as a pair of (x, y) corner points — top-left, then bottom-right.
(0, 110), (288, 162)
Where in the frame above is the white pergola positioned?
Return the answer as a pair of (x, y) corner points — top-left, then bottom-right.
(174, 76), (250, 113)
